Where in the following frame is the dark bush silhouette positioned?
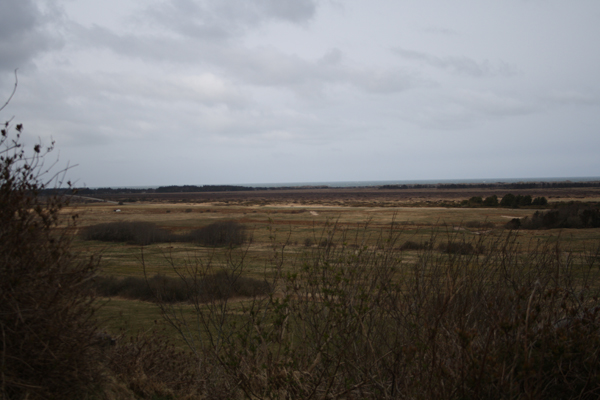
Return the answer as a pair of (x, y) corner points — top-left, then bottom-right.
(1, 118), (102, 398)
(464, 194), (544, 209)
(469, 196), (483, 205)
(81, 221), (174, 245)
(187, 221), (247, 247)
(438, 241), (482, 255)
(500, 193), (517, 207)
(483, 194), (499, 206)
(464, 220), (495, 229)
(518, 194), (532, 206)
(81, 220), (248, 247)
(93, 272), (271, 303)
(516, 203), (600, 229)
(499, 193), (540, 208)
(505, 218), (522, 229)
(532, 196), (548, 206)
(398, 240), (431, 251)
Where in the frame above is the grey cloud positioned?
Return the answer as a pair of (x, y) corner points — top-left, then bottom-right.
(226, 47), (417, 95)
(140, 0), (317, 40)
(69, 23), (219, 65)
(392, 47), (515, 77)
(0, 0), (63, 71)
(545, 90), (599, 106)
(72, 25), (417, 97)
(257, 0), (317, 23)
(457, 90), (536, 117)
(90, 73), (247, 108)
(318, 48), (343, 66)
(399, 90), (537, 131)
(350, 69), (414, 94)
(421, 27), (459, 36)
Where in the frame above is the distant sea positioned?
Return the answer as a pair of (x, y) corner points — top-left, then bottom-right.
(100, 176), (600, 190)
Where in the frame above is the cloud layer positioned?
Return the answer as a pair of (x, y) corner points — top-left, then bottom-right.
(1, 0), (599, 186)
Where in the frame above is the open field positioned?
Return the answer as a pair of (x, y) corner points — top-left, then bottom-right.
(53, 187), (600, 398)
(66, 187), (600, 330)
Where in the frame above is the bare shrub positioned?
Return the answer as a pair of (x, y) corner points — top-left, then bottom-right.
(154, 223), (600, 399)
(1, 116), (102, 398)
(106, 331), (212, 399)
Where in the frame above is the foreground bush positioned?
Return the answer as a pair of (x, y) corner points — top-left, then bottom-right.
(105, 331), (214, 399)
(155, 225), (600, 399)
(1, 120), (102, 398)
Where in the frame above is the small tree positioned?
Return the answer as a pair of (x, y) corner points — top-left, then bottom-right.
(500, 193), (517, 207)
(468, 196), (483, 206)
(1, 107), (102, 397)
(517, 194), (532, 206)
(483, 194), (499, 206)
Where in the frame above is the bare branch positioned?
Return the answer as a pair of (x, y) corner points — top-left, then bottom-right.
(0, 69), (18, 113)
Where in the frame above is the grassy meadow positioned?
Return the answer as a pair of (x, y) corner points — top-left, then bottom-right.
(69, 198), (600, 334)
(56, 192), (600, 398)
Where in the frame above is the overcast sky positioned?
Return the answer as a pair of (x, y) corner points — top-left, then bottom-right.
(1, 0), (599, 187)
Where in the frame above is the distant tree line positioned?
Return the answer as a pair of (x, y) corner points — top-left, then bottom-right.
(462, 194), (548, 208)
(38, 179), (600, 196)
(155, 184), (252, 193)
(380, 184), (435, 189)
(506, 203), (600, 229)
(437, 181), (600, 190)
(381, 181), (600, 190)
(42, 184), (335, 196)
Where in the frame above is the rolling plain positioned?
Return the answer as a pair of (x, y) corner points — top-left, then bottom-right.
(68, 185), (600, 336)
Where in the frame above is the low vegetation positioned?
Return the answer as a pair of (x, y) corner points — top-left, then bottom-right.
(81, 220), (247, 246)
(187, 220), (247, 246)
(93, 272), (271, 303)
(462, 194), (548, 208)
(507, 203), (600, 229)
(81, 221), (173, 245)
(153, 227), (600, 399)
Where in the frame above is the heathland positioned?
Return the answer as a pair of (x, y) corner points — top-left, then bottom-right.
(66, 184), (600, 399)
(6, 161), (600, 398)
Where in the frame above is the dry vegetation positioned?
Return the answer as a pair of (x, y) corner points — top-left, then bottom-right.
(5, 119), (600, 398)
(58, 188), (600, 399)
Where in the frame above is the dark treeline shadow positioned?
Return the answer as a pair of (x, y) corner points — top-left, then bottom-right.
(81, 220), (247, 246)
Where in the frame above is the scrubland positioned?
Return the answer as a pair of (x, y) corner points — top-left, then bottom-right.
(54, 190), (600, 399)
(5, 154), (600, 399)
